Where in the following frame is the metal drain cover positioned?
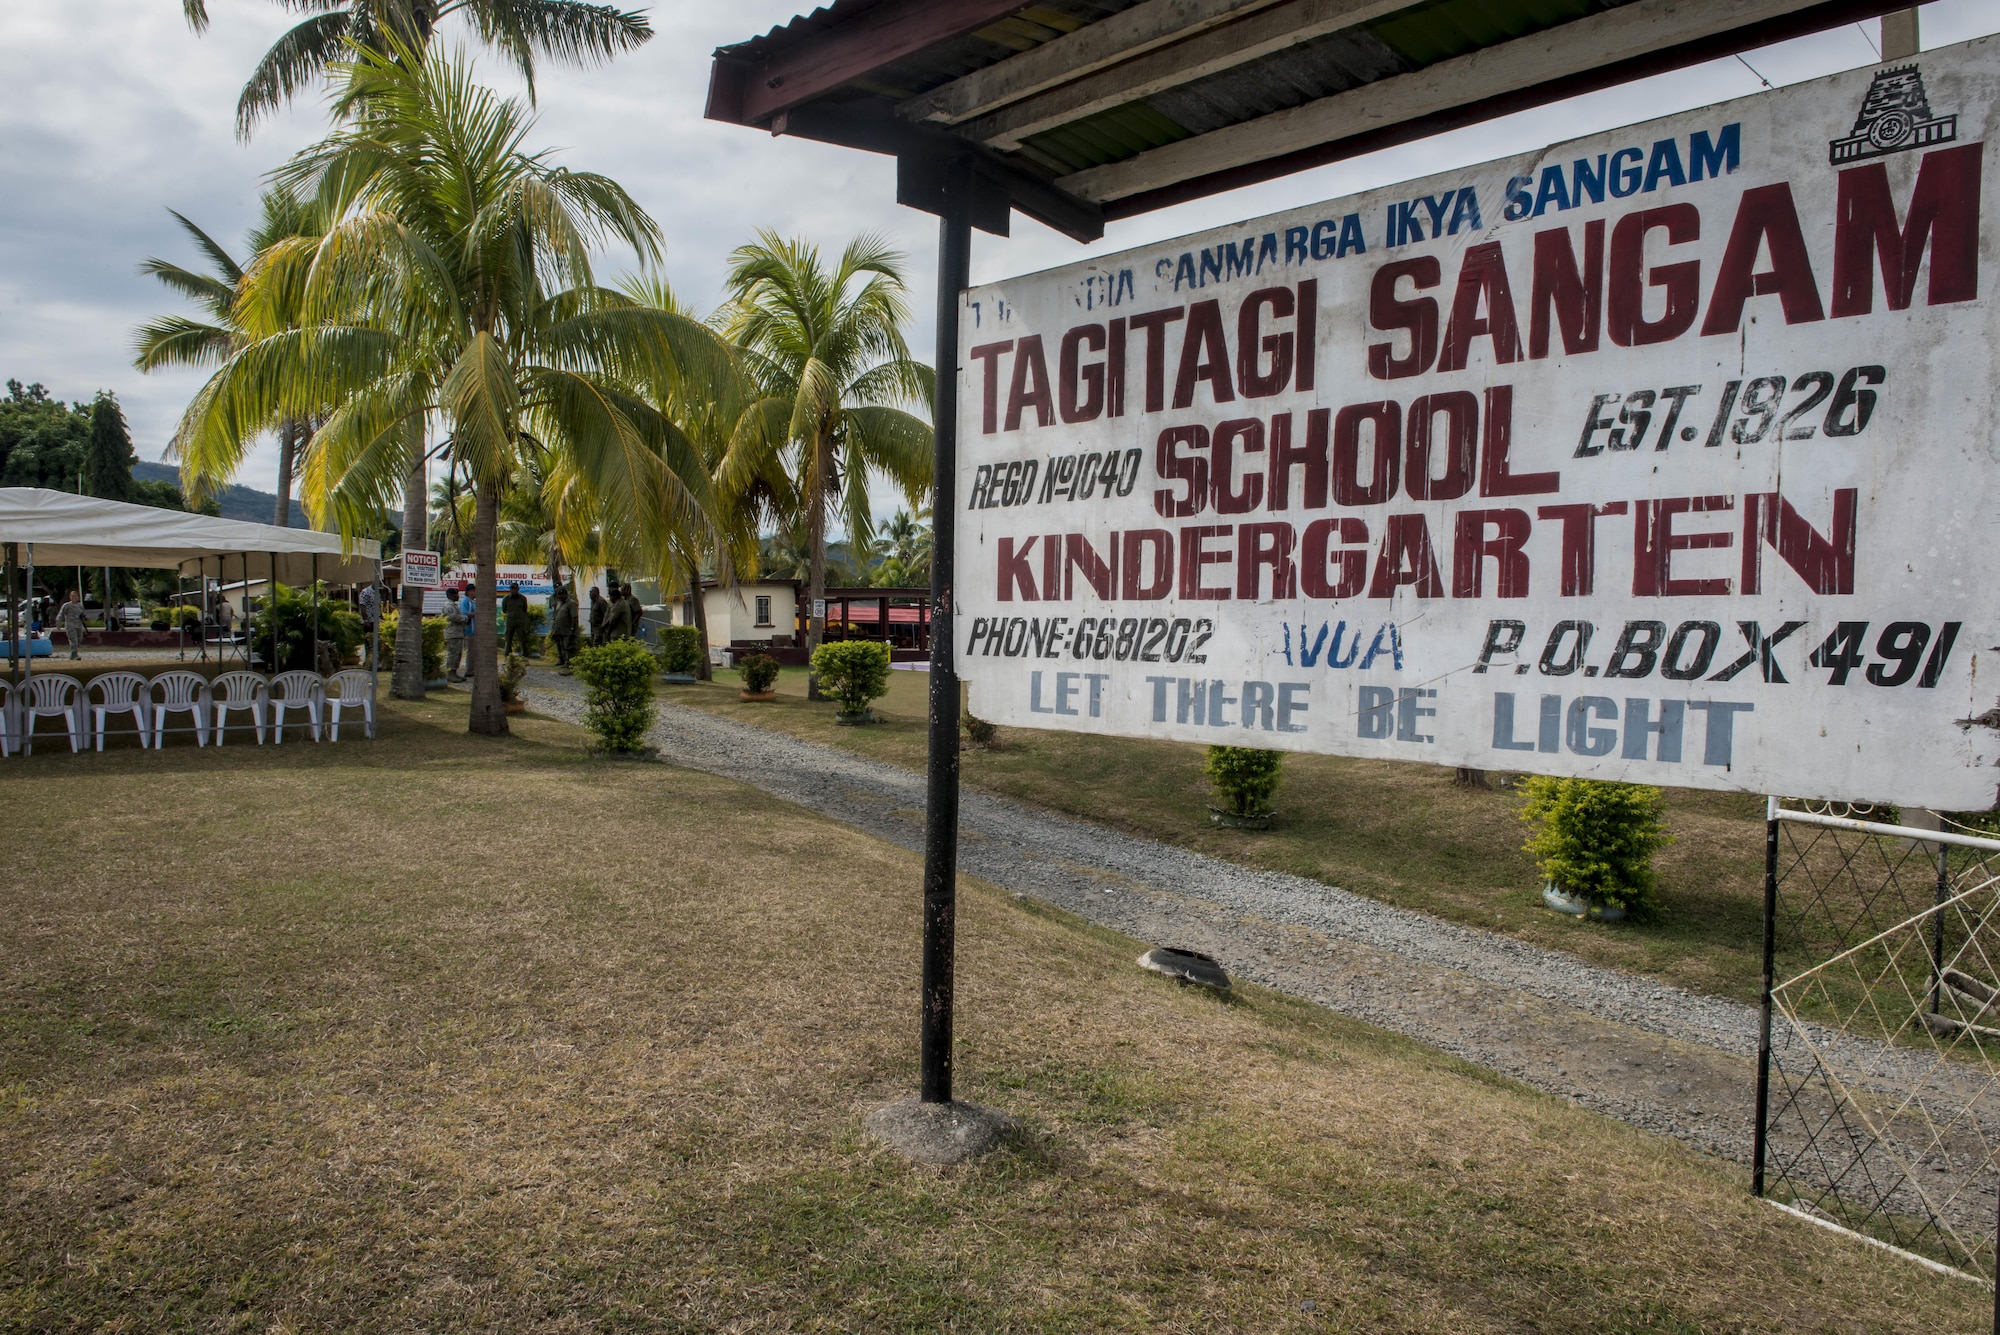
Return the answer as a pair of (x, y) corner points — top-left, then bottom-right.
(1138, 947), (1231, 989)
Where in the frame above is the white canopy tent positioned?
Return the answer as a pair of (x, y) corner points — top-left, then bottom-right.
(2, 486), (383, 693)
(0, 486), (379, 583)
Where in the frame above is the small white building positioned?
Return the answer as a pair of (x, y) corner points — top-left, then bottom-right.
(675, 580), (799, 648)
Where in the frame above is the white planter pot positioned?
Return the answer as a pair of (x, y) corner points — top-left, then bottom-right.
(1542, 884), (1625, 922)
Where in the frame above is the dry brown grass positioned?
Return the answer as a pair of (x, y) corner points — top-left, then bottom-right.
(0, 689), (1980, 1331)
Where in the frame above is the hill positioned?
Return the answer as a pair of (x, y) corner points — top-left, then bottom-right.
(133, 460), (307, 528)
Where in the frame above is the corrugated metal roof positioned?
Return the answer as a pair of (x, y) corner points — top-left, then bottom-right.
(849, 1), (1145, 102)
(1369, 0), (1638, 65)
(711, 0), (1829, 230)
(1010, 0), (1644, 175)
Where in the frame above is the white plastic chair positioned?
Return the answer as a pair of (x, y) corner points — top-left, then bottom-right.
(0, 679), (13, 757)
(21, 673), (85, 755)
(269, 671), (325, 743)
(210, 672), (270, 746)
(148, 670), (211, 748)
(326, 669), (375, 741)
(87, 671), (151, 751)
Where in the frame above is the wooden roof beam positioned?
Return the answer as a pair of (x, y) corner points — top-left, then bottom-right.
(895, 0), (1294, 127)
(708, 0), (1031, 128)
(954, 0), (1414, 151)
(1057, 0), (1890, 206)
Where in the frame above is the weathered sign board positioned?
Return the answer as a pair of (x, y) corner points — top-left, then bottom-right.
(403, 549), (442, 589)
(956, 38), (1998, 809)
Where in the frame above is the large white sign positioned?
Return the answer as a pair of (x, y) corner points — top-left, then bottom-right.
(957, 40), (1999, 809)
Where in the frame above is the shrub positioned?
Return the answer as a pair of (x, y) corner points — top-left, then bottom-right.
(963, 712), (998, 747)
(738, 652), (780, 693)
(811, 640), (891, 717)
(380, 610), (446, 680)
(572, 640), (657, 753)
(654, 624), (705, 676)
(250, 582), (363, 672)
(498, 653), (528, 702)
(1204, 746), (1283, 817)
(154, 605), (201, 631)
(1519, 776), (1670, 918)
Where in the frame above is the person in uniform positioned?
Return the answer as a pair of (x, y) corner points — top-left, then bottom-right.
(549, 584), (578, 672)
(611, 584), (639, 641)
(443, 586), (469, 681)
(588, 586), (609, 647)
(502, 582), (532, 657)
(57, 589), (85, 660)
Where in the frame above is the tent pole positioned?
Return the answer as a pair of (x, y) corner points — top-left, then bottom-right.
(311, 554), (319, 673)
(24, 543), (34, 690)
(6, 542), (18, 697)
(270, 553), (279, 675)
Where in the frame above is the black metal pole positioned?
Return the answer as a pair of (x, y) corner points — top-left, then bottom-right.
(919, 156), (973, 1107)
(1753, 798), (1780, 1196)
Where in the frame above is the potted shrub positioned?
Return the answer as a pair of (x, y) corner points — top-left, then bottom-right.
(572, 640), (658, 754)
(810, 640), (890, 724)
(654, 624), (704, 684)
(738, 652), (780, 701)
(1205, 746), (1282, 829)
(1519, 776), (1669, 921)
(498, 653), (529, 713)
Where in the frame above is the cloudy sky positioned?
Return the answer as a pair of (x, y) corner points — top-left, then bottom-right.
(3, 0), (1994, 503)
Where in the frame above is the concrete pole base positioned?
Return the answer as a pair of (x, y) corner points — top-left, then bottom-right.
(864, 1098), (1013, 1166)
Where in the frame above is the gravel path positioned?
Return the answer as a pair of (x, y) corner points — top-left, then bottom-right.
(517, 671), (1961, 1184)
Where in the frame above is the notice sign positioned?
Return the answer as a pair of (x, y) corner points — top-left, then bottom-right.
(956, 39), (1999, 809)
(404, 550), (442, 589)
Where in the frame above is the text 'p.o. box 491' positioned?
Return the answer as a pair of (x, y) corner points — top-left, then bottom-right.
(956, 38), (2000, 810)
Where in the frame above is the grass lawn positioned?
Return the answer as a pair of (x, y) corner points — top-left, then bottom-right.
(655, 665), (1773, 1004)
(0, 687), (1977, 1330)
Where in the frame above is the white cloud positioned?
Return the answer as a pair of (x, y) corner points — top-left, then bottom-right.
(2, 0), (1992, 521)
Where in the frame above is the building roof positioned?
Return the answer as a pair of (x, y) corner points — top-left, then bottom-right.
(708, 0), (1902, 240)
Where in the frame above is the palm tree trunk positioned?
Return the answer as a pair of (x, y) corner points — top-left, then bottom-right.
(688, 570), (712, 682)
(390, 441), (428, 700)
(272, 419), (297, 528)
(467, 478), (507, 735)
(805, 449), (828, 701)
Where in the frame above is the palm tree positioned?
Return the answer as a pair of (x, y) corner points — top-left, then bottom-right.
(174, 45), (732, 734)
(875, 505), (932, 586)
(720, 233), (933, 656)
(133, 189), (321, 527)
(182, 0), (651, 139)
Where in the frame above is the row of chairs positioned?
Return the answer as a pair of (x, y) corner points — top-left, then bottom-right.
(0, 669), (375, 756)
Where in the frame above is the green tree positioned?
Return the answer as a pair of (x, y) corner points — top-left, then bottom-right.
(84, 394), (137, 502)
(133, 191), (322, 527)
(720, 233), (933, 653)
(0, 382), (88, 489)
(174, 46), (731, 735)
(182, 0), (650, 139)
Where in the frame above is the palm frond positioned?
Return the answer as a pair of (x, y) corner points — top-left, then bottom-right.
(236, 10), (354, 139)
